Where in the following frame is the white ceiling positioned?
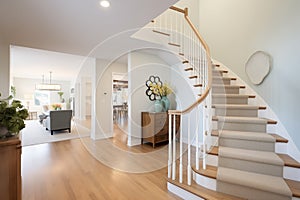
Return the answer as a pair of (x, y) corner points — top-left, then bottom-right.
(10, 45), (86, 81)
(0, 0), (178, 80)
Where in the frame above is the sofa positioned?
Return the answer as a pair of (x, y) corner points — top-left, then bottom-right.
(45, 110), (72, 135)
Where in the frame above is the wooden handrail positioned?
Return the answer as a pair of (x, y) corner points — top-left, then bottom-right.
(168, 6), (212, 115)
(169, 6), (186, 14)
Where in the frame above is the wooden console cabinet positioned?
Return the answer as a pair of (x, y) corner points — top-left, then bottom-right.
(0, 136), (22, 200)
(141, 112), (180, 148)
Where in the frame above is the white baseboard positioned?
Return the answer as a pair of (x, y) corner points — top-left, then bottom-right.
(167, 182), (204, 200)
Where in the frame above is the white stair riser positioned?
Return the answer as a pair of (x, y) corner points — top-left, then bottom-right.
(219, 157), (284, 177)
(212, 97), (248, 104)
(193, 171), (217, 191)
(214, 108), (258, 117)
(219, 138), (275, 152)
(276, 143), (288, 154)
(212, 87), (240, 94)
(284, 166), (300, 181)
(212, 79), (231, 85)
(217, 121), (266, 132)
(217, 181), (292, 200)
(167, 182), (204, 200)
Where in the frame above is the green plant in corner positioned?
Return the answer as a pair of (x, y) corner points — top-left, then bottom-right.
(10, 85), (16, 98)
(0, 93), (29, 138)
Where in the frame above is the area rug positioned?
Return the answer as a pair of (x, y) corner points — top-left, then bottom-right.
(21, 120), (90, 146)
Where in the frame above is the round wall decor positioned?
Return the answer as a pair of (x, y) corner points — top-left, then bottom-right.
(245, 51), (271, 85)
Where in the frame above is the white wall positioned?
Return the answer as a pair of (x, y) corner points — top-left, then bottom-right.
(127, 51), (176, 146)
(94, 59), (127, 140)
(74, 57), (95, 120)
(199, 0), (300, 149)
(0, 39), (10, 97)
(12, 77), (71, 111)
(175, 0), (200, 29)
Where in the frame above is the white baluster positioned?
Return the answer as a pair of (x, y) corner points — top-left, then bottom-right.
(168, 113), (172, 179)
(180, 15), (183, 54)
(172, 114), (176, 180)
(196, 107), (199, 170)
(203, 102), (207, 170)
(179, 115), (183, 183)
(187, 115), (191, 185)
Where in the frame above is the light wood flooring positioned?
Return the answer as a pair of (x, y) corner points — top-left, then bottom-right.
(22, 139), (181, 200)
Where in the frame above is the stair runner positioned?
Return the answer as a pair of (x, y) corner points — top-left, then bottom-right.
(211, 67), (294, 200)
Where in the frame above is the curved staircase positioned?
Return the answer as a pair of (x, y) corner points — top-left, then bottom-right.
(148, 5), (300, 200)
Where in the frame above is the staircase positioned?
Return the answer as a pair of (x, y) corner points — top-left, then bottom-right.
(149, 5), (300, 200)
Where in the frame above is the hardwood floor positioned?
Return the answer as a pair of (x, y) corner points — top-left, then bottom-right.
(22, 139), (181, 200)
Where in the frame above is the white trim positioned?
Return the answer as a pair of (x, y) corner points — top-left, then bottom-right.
(167, 182), (204, 200)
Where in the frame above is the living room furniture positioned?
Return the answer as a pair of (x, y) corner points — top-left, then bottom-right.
(141, 112), (180, 148)
(45, 110), (72, 135)
(0, 136), (21, 200)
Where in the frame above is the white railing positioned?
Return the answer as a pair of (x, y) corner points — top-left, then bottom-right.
(152, 6), (212, 185)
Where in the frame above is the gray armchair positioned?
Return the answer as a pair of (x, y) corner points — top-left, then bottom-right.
(45, 110), (72, 135)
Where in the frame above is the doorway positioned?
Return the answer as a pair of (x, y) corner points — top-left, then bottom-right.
(112, 73), (128, 144)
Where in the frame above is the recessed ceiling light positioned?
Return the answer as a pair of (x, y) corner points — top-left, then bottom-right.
(100, 0), (110, 8)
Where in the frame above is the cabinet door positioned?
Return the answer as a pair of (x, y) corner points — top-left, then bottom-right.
(142, 113), (155, 138)
(154, 113), (167, 135)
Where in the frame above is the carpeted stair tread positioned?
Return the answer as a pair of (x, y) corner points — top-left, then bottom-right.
(168, 178), (246, 200)
(285, 179), (300, 197)
(212, 130), (288, 143)
(213, 69), (228, 73)
(219, 146), (284, 166)
(217, 167), (292, 197)
(212, 84), (245, 89)
(212, 116), (277, 124)
(193, 163), (299, 198)
(212, 104), (266, 110)
(218, 130), (275, 142)
(209, 146), (299, 169)
(212, 94), (256, 98)
(277, 154), (300, 168)
(212, 77), (237, 81)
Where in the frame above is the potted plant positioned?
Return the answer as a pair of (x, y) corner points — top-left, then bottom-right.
(0, 93), (29, 138)
(57, 91), (65, 103)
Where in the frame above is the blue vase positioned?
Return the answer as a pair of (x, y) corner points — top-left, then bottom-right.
(154, 99), (163, 112)
(161, 96), (170, 111)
